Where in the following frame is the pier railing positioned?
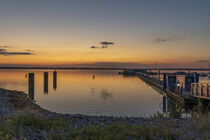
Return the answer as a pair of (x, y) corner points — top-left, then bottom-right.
(136, 72), (163, 85)
(191, 83), (210, 98)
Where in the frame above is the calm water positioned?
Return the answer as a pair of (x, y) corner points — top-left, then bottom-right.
(0, 69), (173, 117)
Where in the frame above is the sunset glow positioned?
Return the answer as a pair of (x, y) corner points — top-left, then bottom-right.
(0, 0), (209, 68)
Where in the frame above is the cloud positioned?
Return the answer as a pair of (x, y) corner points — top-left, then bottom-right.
(90, 46), (99, 49)
(196, 60), (209, 63)
(90, 41), (114, 49)
(100, 41), (114, 45)
(0, 46), (10, 48)
(155, 36), (183, 43)
(0, 49), (6, 52)
(155, 38), (171, 43)
(0, 48), (34, 56)
(0, 45), (34, 55)
(25, 49), (33, 51)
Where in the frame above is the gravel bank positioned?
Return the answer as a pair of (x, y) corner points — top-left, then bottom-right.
(0, 88), (209, 140)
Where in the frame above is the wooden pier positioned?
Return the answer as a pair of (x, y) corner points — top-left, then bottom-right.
(135, 72), (210, 103)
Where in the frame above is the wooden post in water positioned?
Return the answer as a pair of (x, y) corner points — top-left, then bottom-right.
(44, 72), (48, 94)
(28, 73), (34, 100)
(53, 70), (57, 90)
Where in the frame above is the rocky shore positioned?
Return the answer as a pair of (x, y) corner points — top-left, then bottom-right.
(0, 88), (209, 140)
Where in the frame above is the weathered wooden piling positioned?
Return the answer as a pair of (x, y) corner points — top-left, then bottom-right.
(28, 73), (34, 100)
(53, 70), (57, 90)
(44, 72), (48, 94)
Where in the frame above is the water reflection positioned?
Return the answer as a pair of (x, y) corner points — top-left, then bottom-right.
(162, 94), (176, 113)
(44, 72), (48, 94)
(90, 87), (95, 95)
(101, 88), (113, 100)
(0, 69), (175, 116)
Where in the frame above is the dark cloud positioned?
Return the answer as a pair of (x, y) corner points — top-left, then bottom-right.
(196, 60), (209, 63)
(90, 46), (99, 49)
(0, 49), (34, 56)
(0, 45), (34, 55)
(101, 46), (108, 49)
(63, 62), (147, 68)
(90, 41), (114, 49)
(0, 46), (10, 48)
(90, 45), (109, 49)
(100, 41), (114, 45)
(0, 49), (6, 52)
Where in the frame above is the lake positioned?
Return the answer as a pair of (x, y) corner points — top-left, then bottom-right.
(0, 69), (176, 117)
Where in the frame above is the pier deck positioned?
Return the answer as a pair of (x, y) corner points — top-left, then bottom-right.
(136, 72), (210, 103)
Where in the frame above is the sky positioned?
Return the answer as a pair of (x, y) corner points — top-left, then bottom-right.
(0, 0), (210, 68)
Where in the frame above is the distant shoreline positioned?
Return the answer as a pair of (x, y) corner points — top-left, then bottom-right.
(0, 67), (124, 70)
(0, 67), (209, 71)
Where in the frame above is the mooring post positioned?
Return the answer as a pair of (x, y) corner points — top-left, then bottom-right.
(163, 73), (167, 90)
(28, 73), (34, 100)
(44, 72), (48, 94)
(53, 70), (57, 90)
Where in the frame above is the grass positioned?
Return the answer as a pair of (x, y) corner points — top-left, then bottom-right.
(0, 99), (210, 140)
(0, 113), (179, 140)
(0, 113), (67, 140)
(48, 124), (179, 140)
(169, 101), (184, 119)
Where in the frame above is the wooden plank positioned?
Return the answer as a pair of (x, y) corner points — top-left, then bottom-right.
(137, 74), (184, 102)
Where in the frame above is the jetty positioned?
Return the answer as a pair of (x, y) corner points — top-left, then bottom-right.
(120, 69), (210, 103)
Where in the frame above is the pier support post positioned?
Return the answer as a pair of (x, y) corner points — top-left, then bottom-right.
(158, 70), (160, 80)
(163, 95), (167, 113)
(180, 83), (183, 95)
(163, 73), (167, 90)
(194, 73), (199, 83)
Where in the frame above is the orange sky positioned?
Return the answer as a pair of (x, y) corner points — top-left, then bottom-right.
(0, 0), (209, 68)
